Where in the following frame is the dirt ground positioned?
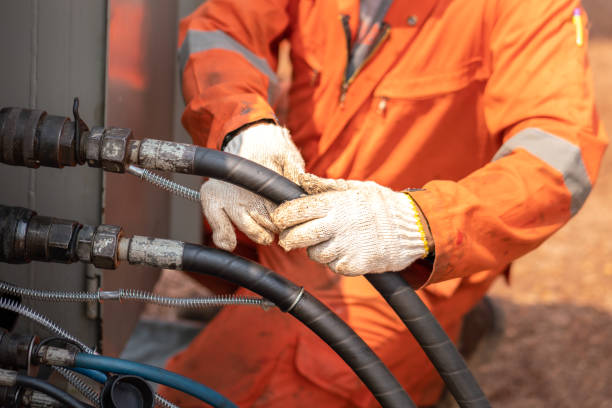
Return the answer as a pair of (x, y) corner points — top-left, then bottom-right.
(145, 3), (612, 406)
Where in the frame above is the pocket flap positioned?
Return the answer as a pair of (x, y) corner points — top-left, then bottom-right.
(374, 58), (487, 99)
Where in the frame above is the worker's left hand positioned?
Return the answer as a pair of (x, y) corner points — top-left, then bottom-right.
(271, 174), (430, 276)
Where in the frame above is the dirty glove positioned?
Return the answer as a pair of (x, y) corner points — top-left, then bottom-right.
(271, 174), (430, 276)
(201, 123), (305, 251)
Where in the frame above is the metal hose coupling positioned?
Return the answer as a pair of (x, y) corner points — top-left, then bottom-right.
(35, 346), (77, 367)
(0, 205), (122, 269)
(0, 369), (17, 387)
(0, 384), (63, 408)
(118, 236), (184, 270)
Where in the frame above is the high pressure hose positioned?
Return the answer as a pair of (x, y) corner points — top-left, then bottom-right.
(187, 147), (490, 408)
(120, 237), (416, 408)
(0, 298), (179, 408)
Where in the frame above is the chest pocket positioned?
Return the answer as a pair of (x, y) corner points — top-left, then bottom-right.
(374, 57), (489, 100)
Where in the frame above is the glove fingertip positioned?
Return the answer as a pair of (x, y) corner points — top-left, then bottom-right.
(212, 230), (237, 252)
(277, 232), (295, 252)
(270, 204), (291, 230)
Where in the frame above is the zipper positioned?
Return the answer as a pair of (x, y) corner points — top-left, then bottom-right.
(339, 14), (352, 104)
(340, 21), (391, 104)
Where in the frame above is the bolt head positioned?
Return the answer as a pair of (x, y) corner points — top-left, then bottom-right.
(76, 224), (95, 262)
(91, 225), (122, 269)
(100, 127), (133, 173)
(47, 220), (80, 262)
(407, 15), (418, 26)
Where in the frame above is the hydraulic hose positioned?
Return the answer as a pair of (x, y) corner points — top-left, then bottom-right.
(188, 147), (490, 407)
(72, 353), (237, 408)
(11, 372), (89, 408)
(72, 367), (108, 384)
(121, 237), (415, 408)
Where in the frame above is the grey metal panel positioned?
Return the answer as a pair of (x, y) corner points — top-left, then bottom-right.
(169, 0), (205, 245)
(0, 0), (106, 348)
(102, 0), (178, 357)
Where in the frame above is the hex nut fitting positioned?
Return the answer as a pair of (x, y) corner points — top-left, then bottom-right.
(47, 220), (80, 262)
(76, 224), (96, 263)
(101, 127), (132, 173)
(85, 126), (104, 168)
(91, 225), (123, 269)
(85, 127), (133, 173)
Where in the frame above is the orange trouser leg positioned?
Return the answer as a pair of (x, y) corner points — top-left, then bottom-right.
(159, 246), (495, 407)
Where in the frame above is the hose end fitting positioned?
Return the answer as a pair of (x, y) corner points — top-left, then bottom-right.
(0, 107), (88, 169)
(0, 330), (38, 373)
(76, 224), (123, 269)
(84, 126), (133, 173)
(35, 346), (76, 367)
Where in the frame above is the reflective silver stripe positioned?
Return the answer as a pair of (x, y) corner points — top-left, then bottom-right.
(178, 30), (280, 104)
(492, 128), (591, 215)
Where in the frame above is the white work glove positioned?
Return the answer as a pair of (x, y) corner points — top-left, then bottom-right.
(201, 123), (305, 251)
(271, 174), (430, 276)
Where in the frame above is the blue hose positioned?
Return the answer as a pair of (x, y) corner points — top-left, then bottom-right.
(73, 353), (237, 408)
(71, 367), (108, 384)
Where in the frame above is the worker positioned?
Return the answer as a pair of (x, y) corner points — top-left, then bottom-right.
(160, 0), (608, 406)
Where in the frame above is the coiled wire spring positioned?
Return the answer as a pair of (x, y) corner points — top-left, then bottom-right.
(0, 281), (273, 309)
(55, 366), (101, 406)
(127, 165), (200, 202)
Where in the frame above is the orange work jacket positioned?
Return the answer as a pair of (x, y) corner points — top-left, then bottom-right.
(178, 0), (607, 296)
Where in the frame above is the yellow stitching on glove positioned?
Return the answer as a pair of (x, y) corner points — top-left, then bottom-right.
(404, 192), (429, 258)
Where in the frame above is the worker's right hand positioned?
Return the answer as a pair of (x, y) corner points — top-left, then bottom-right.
(200, 123), (305, 251)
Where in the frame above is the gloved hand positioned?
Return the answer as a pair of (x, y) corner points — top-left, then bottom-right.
(200, 123), (305, 251)
(271, 174), (431, 276)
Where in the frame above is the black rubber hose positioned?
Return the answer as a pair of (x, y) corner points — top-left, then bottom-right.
(15, 374), (90, 408)
(192, 146), (490, 407)
(181, 244), (415, 408)
(193, 147), (304, 203)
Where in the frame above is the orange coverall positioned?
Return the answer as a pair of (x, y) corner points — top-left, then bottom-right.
(161, 0), (607, 406)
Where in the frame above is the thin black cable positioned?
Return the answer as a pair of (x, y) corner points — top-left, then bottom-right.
(190, 146), (490, 408)
(15, 374), (90, 408)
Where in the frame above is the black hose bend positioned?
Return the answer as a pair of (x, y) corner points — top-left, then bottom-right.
(191, 146), (490, 408)
(181, 244), (414, 408)
(16, 374), (90, 408)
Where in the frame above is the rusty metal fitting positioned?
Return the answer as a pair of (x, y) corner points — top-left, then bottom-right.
(28, 389), (63, 408)
(0, 107), (87, 169)
(121, 236), (184, 269)
(24, 216), (81, 264)
(84, 126), (133, 173)
(0, 369), (17, 387)
(75, 224), (95, 263)
(84, 126), (104, 168)
(127, 139), (196, 174)
(0, 205), (35, 264)
(0, 330), (38, 372)
(91, 224), (122, 269)
(35, 346), (76, 367)
(0, 385), (18, 407)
